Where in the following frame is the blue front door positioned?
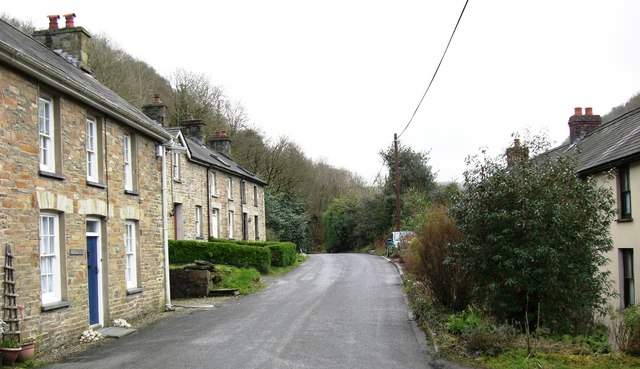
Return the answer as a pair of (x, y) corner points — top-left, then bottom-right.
(87, 236), (99, 325)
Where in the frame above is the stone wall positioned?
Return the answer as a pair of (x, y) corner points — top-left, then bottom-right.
(0, 63), (166, 353)
(168, 148), (267, 242)
(167, 150), (209, 240)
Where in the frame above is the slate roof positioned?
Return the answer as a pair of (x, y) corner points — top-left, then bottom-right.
(0, 20), (171, 141)
(165, 127), (266, 185)
(544, 107), (640, 176)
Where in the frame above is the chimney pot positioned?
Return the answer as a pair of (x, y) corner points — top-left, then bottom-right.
(64, 13), (76, 28)
(154, 93), (161, 104)
(47, 15), (60, 30)
(574, 107), (583, 116)
(585, 107), (593, 115)
(186, 113), (194, 121)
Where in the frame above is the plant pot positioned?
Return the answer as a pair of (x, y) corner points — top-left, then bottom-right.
(0, 347), (22, 365)
(17, 342), (35, 362)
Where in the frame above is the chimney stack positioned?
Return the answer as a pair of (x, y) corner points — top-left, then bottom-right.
(181, 115), (206, 142)
(142, 93), (168, 126)
(506, 138), (529, 167)
(33, 13), (92, 73)
(568, 106), (601, 143)
(208, 131), (232, 158)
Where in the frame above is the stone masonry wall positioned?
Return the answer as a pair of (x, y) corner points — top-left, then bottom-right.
(168, 149), (267, 242)
(0, 63), (166, 353)
(167, 150), (209, 240)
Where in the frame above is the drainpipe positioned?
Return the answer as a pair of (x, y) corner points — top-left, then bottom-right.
(161, 145), (172, 310)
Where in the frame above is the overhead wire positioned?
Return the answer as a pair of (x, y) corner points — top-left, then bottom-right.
(397, 0), (470, 139)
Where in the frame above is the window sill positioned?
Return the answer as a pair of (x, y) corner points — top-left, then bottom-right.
(39, 171), (65, 181)
(87, 181), (106, 189)
(617, 218), (633, 223)
(127, 287), (143, 296)
(196, 236), (204, 240)
(124, 190), (140, 196)
(173, 179), (182, 184)
(41, 300), (71, 312)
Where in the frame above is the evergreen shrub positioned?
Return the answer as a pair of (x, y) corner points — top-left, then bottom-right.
(169, 240), (271, 274)
(207, 239), (298, 267)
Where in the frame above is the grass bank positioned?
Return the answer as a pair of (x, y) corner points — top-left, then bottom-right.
(404, 277), (640, 369)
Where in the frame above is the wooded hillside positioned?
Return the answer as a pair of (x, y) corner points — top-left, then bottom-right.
(1, 13), (370, 250)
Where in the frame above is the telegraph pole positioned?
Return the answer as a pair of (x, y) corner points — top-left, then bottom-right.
(394, 133), (401, 231)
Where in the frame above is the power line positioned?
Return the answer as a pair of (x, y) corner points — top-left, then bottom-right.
(398, 0), (470, 139)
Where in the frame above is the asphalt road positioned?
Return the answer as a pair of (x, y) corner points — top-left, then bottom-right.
(46, 254), (457, 369)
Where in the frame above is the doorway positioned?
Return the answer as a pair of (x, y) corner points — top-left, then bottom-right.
(86, 219), (103, 326)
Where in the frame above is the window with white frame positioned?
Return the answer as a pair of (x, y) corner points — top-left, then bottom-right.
(228, 210), (234, 239)
(227, 177), (233, 200)
(196, 206), (203, 238)
(212, 208), (220, 238)
(38, 95), (56, 173)
(125, 221), (138, 289)
(173, 151), (181, 181)
(40, 212), (62, 304)
(86, 116), (98, 183)
(124, 134), (133, 191)
(211, 171), (218, 197)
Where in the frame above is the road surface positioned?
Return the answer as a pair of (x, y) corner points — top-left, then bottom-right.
(46, 254), (462, 369)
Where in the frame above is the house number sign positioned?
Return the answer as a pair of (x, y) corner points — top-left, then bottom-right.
(69, 249), (85, 256)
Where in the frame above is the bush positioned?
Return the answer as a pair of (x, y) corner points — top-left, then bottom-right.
(450, 137), (616, 332)
(266, 243), (297, 267)
(447, 308), (481, 335)
(208, 239), (298, 267)
(403, 206), (472, 311)
(169, 240), (271, 274)
(611, 305), (640, 354)
(447, 307), (517, 356)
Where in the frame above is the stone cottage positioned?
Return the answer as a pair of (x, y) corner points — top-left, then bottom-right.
(0, 15), (174, 351)
(142, 100), (267, 242)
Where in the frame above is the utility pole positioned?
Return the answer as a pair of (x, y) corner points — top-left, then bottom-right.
(394, 133), (401, 231)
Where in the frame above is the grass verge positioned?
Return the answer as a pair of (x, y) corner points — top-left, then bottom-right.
(269, 253), (309, 276)
(215, 265), (263, 295)
(404, 277), (640, 369)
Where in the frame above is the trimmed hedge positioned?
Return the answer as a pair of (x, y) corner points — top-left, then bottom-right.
(208, 239), (298, 267)
(265, 243), (297, 267)
(169, 240), (271, 274)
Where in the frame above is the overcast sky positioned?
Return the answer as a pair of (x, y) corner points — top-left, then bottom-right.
(4, 1), (640, 184)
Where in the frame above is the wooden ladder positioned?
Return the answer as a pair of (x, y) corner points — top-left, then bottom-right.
(3, 243), (20, 341)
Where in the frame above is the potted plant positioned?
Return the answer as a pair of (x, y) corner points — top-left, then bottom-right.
(17, 338), (34, 362)
(0, 337), (22, 365)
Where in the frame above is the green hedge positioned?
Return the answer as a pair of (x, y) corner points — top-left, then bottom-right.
(208, 239), (298, 267)
(169, 240), (271, 274)
(265, 243), (297, 267)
